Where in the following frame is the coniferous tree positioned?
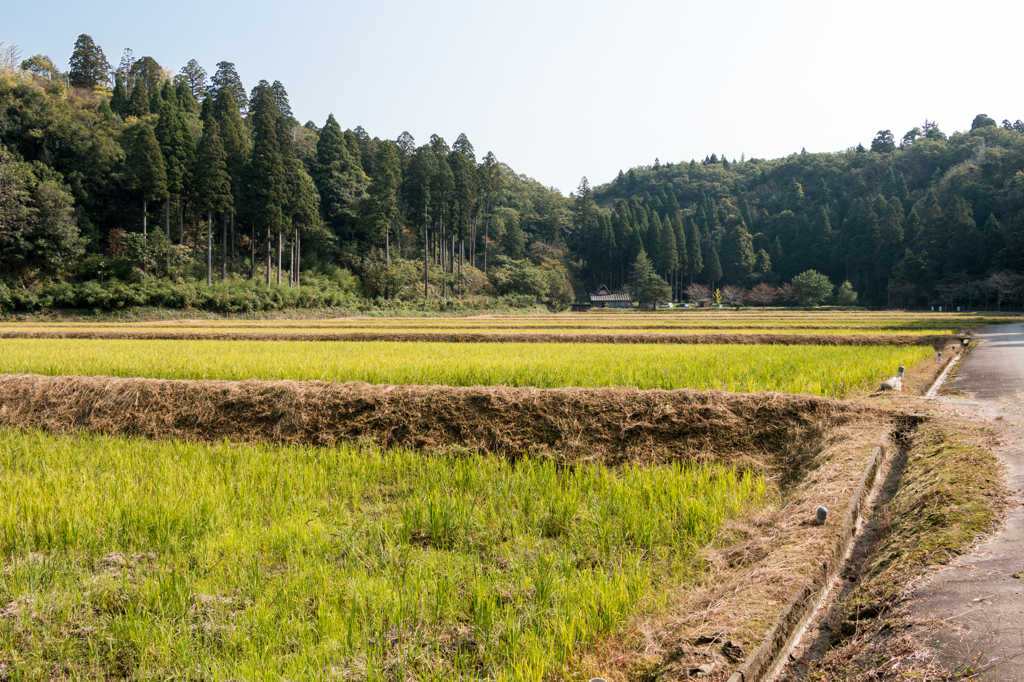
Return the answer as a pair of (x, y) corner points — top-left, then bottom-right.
(874, 195), (904, 301)
(686, 219), (702, 283)
(903, 208), (922, 248)
(659, 212), (679, 276)
(125, 122), (168, 238)
(981, 213), (1005, 267)
(939, 197), (977, 276)
(68, 34), (110, 88)
(448, 148), (477, 281)
(271, 81), (293, 120)
(361, 142), (401, 259)
(702, 241), (722, 287)
(314, 114), (366, 248)
(155, 100), (194, 238)
(192, 119), (232, 285)
(214, 85), (251, 256)
(130, 56), (163, 97)
(179, 59), (208, 100)
(199, 95), (214, 122)
(127, 75), (149, 118)
(721, 218), (755, 283)
(174, 77), (199, 113)
(627, 248), (672, 303)
(110, 74), (129, 116)
(210, 62), (248, 115)
(647, 212), (663, 268)
(160, 79), (174, 104)
(248, 87), (286, 284)
(500, 213), (526, 259)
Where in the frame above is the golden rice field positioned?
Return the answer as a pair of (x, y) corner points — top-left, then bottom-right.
(0, 338), (933, 396)
(0, 309), (1010, 336)
(0, 428), (765, 680)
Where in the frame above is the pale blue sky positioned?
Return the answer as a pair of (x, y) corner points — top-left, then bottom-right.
(6, 0), (1023, 194)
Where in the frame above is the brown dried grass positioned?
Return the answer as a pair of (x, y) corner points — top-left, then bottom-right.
(0, 374), (886, 468)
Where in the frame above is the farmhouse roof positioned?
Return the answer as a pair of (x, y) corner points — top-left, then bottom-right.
(590, 284), (631, 302)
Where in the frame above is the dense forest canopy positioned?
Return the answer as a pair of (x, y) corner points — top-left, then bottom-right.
(1, 36), (1023, 312)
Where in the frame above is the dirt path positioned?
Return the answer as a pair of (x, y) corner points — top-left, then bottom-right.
(908, 323), (1024, 678)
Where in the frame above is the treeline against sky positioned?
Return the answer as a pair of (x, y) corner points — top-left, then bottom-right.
(2, 35), (1024, 310)
(0, 35), (574, 311)
(584, 118), (1024, 309)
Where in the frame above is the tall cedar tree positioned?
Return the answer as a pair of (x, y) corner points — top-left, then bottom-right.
(447, 149), (476, 244)
(702, 241), (722, 286)
(127, 75), (149, 118)
(271, 81), (293, 120)
(174, 78), (199, 113)
(628, 248), (672, 302)
(314, 114), (365, 246)
(213, 86), (251, 230)
(180, 59), (208, 100)
(361, 142), (401, 252)
(68, 34), (110, 88)
(210, 62), (248, 115)
(130, 56), (163, 97)
(154, 99), (194, 236)
(124, 123), (167, 236)
(248, 87), (286, 283)
(192, 119), (232, 284)
(659, 213), (679, 275)
(110, 74), (128, 116)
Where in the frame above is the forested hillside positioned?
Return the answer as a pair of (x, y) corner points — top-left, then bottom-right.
(583, 118), (1024, 309)
(0, 36), (574, 312)
(1, 35), (1023, 312)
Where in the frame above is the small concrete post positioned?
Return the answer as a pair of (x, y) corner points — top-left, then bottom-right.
(816, 507), (828, 525)
(937, 352), (942, 363)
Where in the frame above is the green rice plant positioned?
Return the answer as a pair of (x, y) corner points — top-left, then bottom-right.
(0, 338), (933, 396)
(0, 428), (766, 680)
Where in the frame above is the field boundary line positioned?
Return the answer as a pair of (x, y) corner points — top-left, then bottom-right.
(0, 329), (954, 347)
(726, 444), (887, 682)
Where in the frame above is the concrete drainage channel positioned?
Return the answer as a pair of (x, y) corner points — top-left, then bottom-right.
(925, 346), (967, 398)
(588, 345), (969, 682)
(723, 347), (970, 682)
(720, 442), (888, 682)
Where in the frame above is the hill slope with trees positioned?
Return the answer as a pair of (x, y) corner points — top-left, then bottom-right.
(1, 36), (1023, 312)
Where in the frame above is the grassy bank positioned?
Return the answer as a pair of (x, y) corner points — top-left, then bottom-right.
(791, 418), (1004, 680)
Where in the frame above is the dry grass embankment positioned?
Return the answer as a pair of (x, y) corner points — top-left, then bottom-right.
(0, 373), (886, 465)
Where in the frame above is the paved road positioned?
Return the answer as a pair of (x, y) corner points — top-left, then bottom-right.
(911, 322), (1024, 678)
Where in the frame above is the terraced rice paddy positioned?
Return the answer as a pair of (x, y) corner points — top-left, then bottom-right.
(0, 309), (987, 678)
(0, 338), (934, 396)
(0, 428), (765, 680)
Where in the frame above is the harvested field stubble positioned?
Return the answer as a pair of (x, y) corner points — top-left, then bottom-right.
(0, 374), (886, 463)
(0, 338), (936, 396)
